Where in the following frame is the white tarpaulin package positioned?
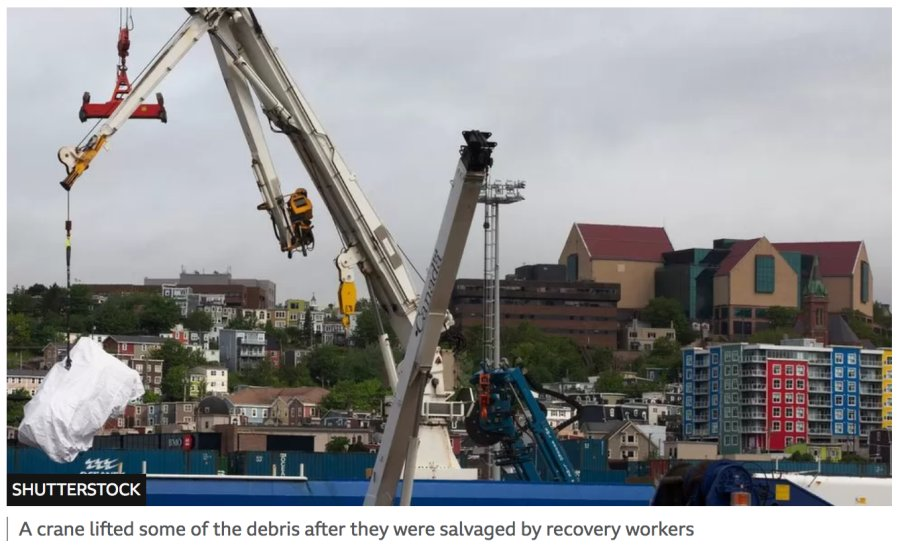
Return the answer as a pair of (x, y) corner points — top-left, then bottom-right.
(18, 337), (145, 463)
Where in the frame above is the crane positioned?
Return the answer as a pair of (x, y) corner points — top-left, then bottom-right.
(56, 8), (493, 504)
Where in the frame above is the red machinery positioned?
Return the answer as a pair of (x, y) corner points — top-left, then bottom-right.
(79, 9), (167, 123)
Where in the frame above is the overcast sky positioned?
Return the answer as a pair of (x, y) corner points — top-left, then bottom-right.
(5, 8), (892, 308)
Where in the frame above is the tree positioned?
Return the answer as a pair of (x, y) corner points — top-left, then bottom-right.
(351, 299), (397, 347)
(788, 451), (816, 462)
(7, 313), (32, 349)
(325, 437), (350, 453)
(766, 306), (800, 330)
(136, 294), (182, 334)
(321, 379), (386, 412)
(7, 389), (31, 426)
(151, 339), (208, 400)
(301, 307), (314, 347)
(226, 314), (258, 330)
(873, 302), (891, 330)
(594, 370), (624, 393)
(641, 297), (696, 345)
(92, 295), (140, 334)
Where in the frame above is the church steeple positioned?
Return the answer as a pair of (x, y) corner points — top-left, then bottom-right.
(802, 256), (829, 344)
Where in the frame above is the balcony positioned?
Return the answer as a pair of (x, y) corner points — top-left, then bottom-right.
(809, 426), (831, 436)
(741, 411), (766, 419)
(808, 411), (830, 422)
(741, 369), (767, 377)
(695, 386), (709, 395)
(742, 356), (766, 363)
(808, 385), (832, 393)
(861, 358), (881, 368)
(860, 416), (883, 424)
(860, 402), (882, 409)
(808, 395), (831, 407)
(741, 425), (766, 433)
(740, 382), (766, 392)
(693, 359), (709, 368)
(860, 373), (880, 382)
(743, 396), (766, 406)
(860, 386), (882, 395)
(693, 413), (709, 422)
(807, 359), (831, 367)
(694, 373), (710, 382)
(808, 371), (831, 380)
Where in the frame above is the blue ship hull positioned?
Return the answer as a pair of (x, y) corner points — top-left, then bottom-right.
(146, 476), (655, 506)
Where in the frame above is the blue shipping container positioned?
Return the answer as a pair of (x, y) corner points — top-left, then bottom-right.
(236, 452), (376, 480)
(7, 448), (218, 475)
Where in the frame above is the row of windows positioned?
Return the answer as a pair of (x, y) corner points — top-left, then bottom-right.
(771, 364), (806, 376)
(834, 353), (858, 365)
(772, 379), (806, 390)
(771, 421), (804, 432)
(772, 407), (805, 418)
(834, 422), (857, 435)
(771, 393), (805, 404)
(834, 367), (858, 379)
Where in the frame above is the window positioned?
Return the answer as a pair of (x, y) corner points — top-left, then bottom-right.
(251, 408), (258, 418)
(847, 368), (856, 379)
(755, 255), (775, 293)
(848, 353), (857, 365)
(772, 421), (781, 432)
(712, 367), (719, 379)
(861, 261), (870, 303)
(785, 407), (793, 418)
(797, 408), (804, 418)
(796, 422), (804, 433)
(785, 393), (793, 404)
(772, 393), (781, 403)
(835, 381), (844, 393)
(712, 354), (719, 364)
(848, 382), (856, 393)
(835, 353), (844, 364)
(786, 379), (794, 390)
(786, 421), (794, 432)
(835, 408), (844, 420)
(835, 395), (843, 406)
(772, 407), (781, 418)
(797, 379), (805, 390)
(848, 410), (856, 421)
(835, 367), (844, 378)
(785, 436), (794, 446)
(773, 365), (782, 375)
(774, 378), (782, 389)
(848, 396), (856, 407)
(834, 423), (844, 434)
(797, 366), (805, 376)
(786, 365), (794, 376)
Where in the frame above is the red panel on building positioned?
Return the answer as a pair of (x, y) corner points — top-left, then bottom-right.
(767, 359), (809, 451)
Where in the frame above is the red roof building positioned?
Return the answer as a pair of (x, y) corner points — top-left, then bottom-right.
(773, 241), (873, 318)
(559, 223), (673, 311)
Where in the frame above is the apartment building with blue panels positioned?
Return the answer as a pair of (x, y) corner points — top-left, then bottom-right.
(683, 340), (888, 454)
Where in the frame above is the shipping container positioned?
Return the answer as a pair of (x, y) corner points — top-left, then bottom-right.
(91, 435), (123, 450)
(122, 434), (161, 450)
(196, 433), (222, 452)
(7, 447), (218, 475)
(561, 438), (608, 473)
(266, 435), (314, 452)
(233, 451), (375, 479)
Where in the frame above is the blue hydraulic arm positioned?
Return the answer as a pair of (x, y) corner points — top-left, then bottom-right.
(466, 365), (577, 483)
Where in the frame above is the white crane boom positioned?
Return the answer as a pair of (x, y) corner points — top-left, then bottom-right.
(56, 8), (496, 504)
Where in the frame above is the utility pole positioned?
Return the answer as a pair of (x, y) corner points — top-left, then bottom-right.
(478, 178), (525, 481)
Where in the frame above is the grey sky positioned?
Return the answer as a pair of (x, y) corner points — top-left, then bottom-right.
(5, 8), (892, 308)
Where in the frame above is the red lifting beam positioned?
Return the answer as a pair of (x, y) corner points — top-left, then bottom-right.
(79, 26), (167, 123)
